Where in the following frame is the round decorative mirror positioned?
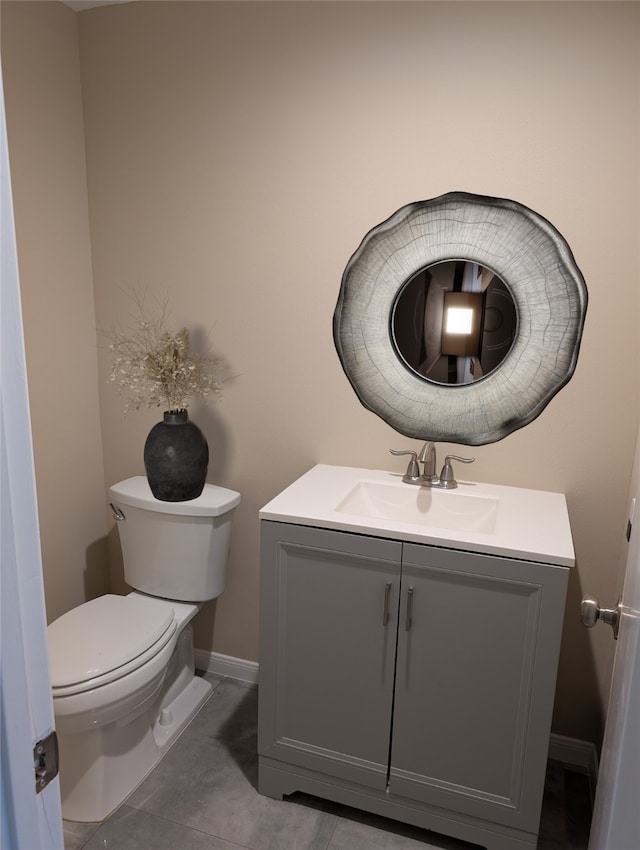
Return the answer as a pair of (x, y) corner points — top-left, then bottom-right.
(334, 192), (588, 445)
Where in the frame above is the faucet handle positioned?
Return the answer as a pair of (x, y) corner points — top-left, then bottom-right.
(390, 449), (422, 484)
(438, 455), (475, 490)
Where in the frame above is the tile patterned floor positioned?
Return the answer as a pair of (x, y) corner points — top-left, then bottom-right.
(63, 676), (592, 850)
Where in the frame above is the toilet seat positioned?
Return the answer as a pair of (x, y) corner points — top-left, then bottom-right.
(49, 594), (177, 696)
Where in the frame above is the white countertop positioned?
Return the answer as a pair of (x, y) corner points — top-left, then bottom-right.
(259, 464), (575, 567)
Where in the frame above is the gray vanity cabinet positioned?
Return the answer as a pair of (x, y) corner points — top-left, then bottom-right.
(258, 522), (401, 790)
(389, 543), (568, 832)
(258, 521), (569, 850)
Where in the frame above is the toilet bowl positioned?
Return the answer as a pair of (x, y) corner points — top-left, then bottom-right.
(47, 477), (240, 822)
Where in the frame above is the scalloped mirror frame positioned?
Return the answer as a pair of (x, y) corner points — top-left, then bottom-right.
(334, 192), (588, 446)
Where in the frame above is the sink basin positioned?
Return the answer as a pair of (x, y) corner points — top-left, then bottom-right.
(259, 464), (575, 567)
(335, 480), (498, 533)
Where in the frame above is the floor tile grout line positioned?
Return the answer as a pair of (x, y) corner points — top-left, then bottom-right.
(322, 811), (341, 850)
(110, 804), (261, 850)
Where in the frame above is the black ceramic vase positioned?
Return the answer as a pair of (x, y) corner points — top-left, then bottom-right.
(143, 409), (209, 501)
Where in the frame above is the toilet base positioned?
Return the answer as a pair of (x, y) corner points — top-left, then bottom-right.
(58, 620), (213, 823)
(60, 673), (212, 822)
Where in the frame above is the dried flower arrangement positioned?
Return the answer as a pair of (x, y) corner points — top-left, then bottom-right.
(104, 291), (223, 414)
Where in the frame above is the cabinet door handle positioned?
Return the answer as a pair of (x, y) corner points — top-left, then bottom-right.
(382, 582), (392, 626)
(405, 587), (414, 632)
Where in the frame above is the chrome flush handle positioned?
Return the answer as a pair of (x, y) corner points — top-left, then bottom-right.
(110, 503), (126, 522)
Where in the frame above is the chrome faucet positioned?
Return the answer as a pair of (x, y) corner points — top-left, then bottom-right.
(390, 444), (475, 489)
(417, 442), (437, 482)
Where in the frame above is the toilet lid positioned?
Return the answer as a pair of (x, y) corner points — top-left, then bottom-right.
(48, 594), (175, 688)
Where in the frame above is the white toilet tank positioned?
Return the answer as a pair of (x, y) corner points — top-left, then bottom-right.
(109, 477), (241, 602)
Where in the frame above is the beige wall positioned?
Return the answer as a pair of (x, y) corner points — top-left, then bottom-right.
(3, 0), (639, 747)
(1, 0), (109, 622)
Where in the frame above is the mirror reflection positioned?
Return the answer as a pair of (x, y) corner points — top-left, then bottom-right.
(391, 260), (517, 385)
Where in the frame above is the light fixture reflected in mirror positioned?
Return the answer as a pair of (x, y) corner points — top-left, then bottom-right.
(441, 292), (482, 355)
(444, 303), (474, 336)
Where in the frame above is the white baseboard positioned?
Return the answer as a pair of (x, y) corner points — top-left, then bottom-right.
(549, 732), (599, 775)
(549, 732), (599, 801)
(194, 649), (259, 685)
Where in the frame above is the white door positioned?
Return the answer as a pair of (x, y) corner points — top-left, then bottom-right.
(0, 65), (64, 850)
(586, 424), (640, 850)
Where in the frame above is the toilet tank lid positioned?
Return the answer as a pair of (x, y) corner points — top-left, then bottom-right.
(109, 476), (241, 516)
(47, 594), (175, 688)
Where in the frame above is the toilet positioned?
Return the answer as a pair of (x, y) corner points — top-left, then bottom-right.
(47, 475), (240, 823)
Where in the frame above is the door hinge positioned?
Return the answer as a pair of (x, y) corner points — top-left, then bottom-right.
(34, 730), (59, 794)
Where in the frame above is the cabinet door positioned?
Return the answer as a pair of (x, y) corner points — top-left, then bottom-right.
(390, 544), (568, 832)
(259, 522), (401, 790)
